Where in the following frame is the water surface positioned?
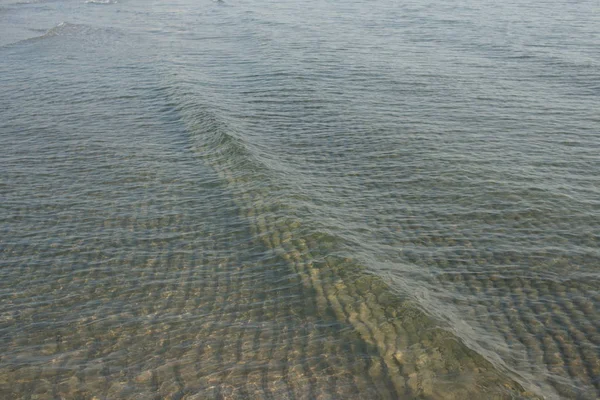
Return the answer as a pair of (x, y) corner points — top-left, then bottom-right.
(1, 0), (599, 398)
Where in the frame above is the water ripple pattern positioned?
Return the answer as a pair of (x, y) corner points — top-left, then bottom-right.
(1, 0), (599, 399)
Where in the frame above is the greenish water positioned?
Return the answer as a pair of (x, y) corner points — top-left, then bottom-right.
(1, 0), (599, 398)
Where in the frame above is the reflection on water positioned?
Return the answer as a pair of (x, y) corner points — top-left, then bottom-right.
(1, 0), (599, 398)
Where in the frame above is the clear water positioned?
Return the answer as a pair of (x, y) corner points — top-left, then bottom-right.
(1, 0), (599, 398)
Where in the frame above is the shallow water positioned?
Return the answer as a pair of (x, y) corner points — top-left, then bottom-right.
(1, 0), (599, 398)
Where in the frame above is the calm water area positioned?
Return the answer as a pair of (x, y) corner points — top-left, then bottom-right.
(1, 0), (599, 398)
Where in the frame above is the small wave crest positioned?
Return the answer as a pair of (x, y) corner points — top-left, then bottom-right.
(85, 0), (117, 4)
(43, 21), (89, 37)
(2, 21), (123, 48)
(170, 96), (273, 185)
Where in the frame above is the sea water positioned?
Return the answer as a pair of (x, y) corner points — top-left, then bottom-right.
(1, 0), (599, 398)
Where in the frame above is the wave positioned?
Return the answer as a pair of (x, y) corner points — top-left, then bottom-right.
(41, 21), (91, 37)
(85, 0), (117, 4)
(157, 78), (542, 399)
(10, 0), (66, 4)
(1, 21), (123, 48)
(166, 87), (275, 192)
